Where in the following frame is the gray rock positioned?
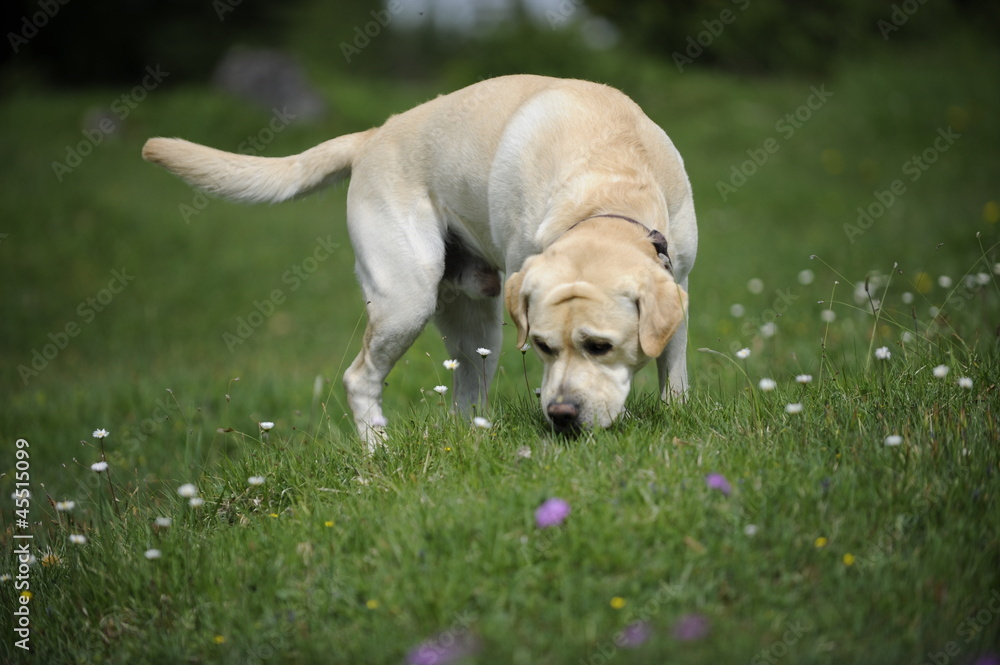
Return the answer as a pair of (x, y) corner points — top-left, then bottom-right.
(212, 48), (328, 121)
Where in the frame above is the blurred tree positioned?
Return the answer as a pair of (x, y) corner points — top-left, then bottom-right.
(283, 0), (472, 81)
(5, 0), (997, 88)
(2, 0), (293, 86)
(584, 0), (999, 74)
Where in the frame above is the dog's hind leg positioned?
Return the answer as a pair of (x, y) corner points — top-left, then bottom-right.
(434, 291), (503, 418)
(345, 313), (433, 450)
(342, 194), (444, 449)
(658, 276), (690, 402)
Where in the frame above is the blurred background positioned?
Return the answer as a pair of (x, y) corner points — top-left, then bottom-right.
(2, 0), (998, 474)
(2, 0), (998, 85)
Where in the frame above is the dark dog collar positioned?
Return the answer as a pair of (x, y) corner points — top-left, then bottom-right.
(573, 214), (673, 274)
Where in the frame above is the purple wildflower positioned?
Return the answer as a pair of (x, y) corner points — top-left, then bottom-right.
(705, 473), (732, 497)
(535, 498), (571, 528)
(405, 633), (478, 665)
(617, 621), (651, 649)
(672, 613), (710, 641)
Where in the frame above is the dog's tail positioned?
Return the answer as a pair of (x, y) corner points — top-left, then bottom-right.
(141, 129), (375, 204)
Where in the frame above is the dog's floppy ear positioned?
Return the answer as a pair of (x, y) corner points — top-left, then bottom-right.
(504, 263), (532, 349)
(637, 270), (688, 358)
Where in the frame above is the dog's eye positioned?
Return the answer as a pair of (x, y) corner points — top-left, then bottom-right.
(533, 338), (555, 356)
(583, 340), (613, 356)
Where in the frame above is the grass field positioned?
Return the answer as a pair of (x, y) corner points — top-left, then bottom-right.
(2, 38), (1000, 664)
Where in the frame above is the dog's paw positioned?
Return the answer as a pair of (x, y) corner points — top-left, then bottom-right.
(361, 416), (388, 454)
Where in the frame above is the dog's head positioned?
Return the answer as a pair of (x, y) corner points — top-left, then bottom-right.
(504, 219), (687, 432)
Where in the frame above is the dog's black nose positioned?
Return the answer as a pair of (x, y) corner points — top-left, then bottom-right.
(547, 401), (580, 433)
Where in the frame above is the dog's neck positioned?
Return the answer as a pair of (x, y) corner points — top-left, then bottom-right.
(568, 213), (674, 275)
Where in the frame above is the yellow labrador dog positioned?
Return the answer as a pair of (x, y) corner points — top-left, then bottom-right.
(142, 75), (697, 440)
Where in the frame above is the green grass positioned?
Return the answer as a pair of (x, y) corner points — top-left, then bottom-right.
(2, 40), (1000, 664)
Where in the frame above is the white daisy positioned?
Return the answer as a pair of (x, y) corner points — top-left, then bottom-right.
(730, 304), (745, 318)
(820, 309), (836, 323)
(957, 377), (973, 389)
(473, 417), (492, 429)
(476, 348), (492, 357)
(433, 385), (448, 395)
(735, 348), (751, 360)
(901, 291), (914, 304)
(747, 278), (764, 294)
(760, 322), (777, 338)
(176, 483), (198, 498)
(69, 534), (87, 545)
(874, 346), (891, 360)
(144, 549), (162, 560)
(798, 269), (815, 285)
(884, 435), (903, 446)
(55, 500), (76, 511)
(259, 421), (274, 432)
(795, 374), (813, 384)
(155, 517), (172, 527)
(92, 428), (109, 439)
(248, 476), (266, 486)
(443, 359), (460, 370)
(743, 524), (759, 537)
(0, 574), (11, 583)
(785, 403), (803, 414)
(932, 365), (949, 378)
(758, 378), (777, 392)
(90, 461), (108, 473)
(189, 497), (205, 508)
(938, 275), (952, 288)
